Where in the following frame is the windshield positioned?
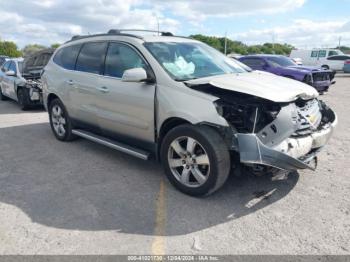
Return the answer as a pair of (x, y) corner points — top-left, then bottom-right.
(144, 42), (247, 81)
(267, 56), (297, 67)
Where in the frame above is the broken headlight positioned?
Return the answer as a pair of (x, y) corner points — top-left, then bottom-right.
(215, 99), (281, 133)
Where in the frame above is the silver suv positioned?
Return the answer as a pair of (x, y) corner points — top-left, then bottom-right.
(42, 30), (337, 196)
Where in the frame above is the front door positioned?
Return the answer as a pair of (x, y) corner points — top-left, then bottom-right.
(96, 42), (156, 143)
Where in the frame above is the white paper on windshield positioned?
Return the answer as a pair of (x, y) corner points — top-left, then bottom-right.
(163, 56), (195, 77)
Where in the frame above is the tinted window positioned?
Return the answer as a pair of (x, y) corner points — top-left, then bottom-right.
(76, 42), (107, 74)
(240, 58), (266, 69)
(104, 43), (146, 78)
(318, 50), (327, 58)
(328, 51), (339, 56)
(9, 61), (17, 73)
(311, 51), (318, 58)
(327, 55), (350, 61)
(53, 44), (82, 70)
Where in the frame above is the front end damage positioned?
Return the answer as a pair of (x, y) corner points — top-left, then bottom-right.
(25, 78), (43, 105)
(189, 83), (337, 172)
(224, 97), (336, 171)
(234, 99), (337, 170)
(304, 70), (336, 93)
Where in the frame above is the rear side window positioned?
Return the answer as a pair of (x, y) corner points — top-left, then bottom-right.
(328, 51), (339, 56)
(76, 42), (107, 74)
(53, 44), (82, 70)
(318, 50), (327, 58)
(104, 42), (145, 78)
(311, 51), (318, 58)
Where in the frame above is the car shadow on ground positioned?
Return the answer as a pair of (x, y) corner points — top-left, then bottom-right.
(0, 122), (299, 236)
(0, 99), (44, 114)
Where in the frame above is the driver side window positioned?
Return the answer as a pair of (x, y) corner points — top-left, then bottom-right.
(241, 58), (266, 70)
(104, 42), (145, 78)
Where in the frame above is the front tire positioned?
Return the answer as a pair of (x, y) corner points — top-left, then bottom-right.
(160, 124), (231, 197)
(0, 85), (8, 101)
(49, 98), (77, 141)
(17, 87), (31, 110)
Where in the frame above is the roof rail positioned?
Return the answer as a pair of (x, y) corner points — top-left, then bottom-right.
(66, 29), (175, 44)
(108, 29), (173, 36)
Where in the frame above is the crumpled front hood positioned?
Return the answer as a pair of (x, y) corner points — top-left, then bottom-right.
(185, 71), (319, 103)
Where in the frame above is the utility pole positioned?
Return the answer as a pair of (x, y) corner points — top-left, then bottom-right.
(338, 36), (342, 48)
(224, 31), (227, 55)
(156, 16), (160, 35)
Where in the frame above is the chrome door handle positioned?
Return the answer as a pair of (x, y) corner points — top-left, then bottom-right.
(97, 86), (109, 93)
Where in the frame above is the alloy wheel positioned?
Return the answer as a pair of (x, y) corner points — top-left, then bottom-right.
(168, 136), (210, 188)
(51, 105), (67, 137)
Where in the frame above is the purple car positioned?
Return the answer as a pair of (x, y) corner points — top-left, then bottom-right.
(238, 55), (335, 93)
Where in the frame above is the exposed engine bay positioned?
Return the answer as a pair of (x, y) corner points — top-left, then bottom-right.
(24, 78), (43, 103)
(188, 83), (337, 171)
(20, 48), (54, 104)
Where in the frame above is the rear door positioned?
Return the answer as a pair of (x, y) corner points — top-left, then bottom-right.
(96, 41), (156, 143)
(69, 41), (108, 127)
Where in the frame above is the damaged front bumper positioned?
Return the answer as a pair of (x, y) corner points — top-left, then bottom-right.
(235, 110), (337, 171)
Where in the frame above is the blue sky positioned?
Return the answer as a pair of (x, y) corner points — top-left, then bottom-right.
(0, 0), (349, 48)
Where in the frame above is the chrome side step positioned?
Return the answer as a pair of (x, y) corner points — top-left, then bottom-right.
(72, 129), (150, 160)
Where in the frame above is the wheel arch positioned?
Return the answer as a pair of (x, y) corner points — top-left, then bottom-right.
(156, 117), (231, 161)
(46, 93), (60, 109)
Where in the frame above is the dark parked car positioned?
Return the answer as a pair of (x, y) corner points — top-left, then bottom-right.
(238, 55), (335, 93)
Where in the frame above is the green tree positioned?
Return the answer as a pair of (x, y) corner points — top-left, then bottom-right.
(0, 40), (22, 57)
(22, 44), (47, 57)
(51, 43), (60, 49)
(189, 34), (295, 56)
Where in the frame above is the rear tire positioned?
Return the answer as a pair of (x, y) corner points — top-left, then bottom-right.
(0, 85), (8, 101)
(17, 87), (31, 110)
(48, 98), (77, 142)
(160, 124), (231, 197)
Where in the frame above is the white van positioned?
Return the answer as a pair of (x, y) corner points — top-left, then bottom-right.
(290, 49), (350, 70)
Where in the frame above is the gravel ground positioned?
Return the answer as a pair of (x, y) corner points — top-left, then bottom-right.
(0, 75), (349, 255)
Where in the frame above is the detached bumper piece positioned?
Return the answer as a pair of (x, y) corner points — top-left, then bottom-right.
(236, 113), (337, 171)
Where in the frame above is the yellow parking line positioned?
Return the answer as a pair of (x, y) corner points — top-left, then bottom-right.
(151, 179), (167, 255)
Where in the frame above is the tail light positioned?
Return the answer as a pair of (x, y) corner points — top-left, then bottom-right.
(345, 60), (350, 64)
